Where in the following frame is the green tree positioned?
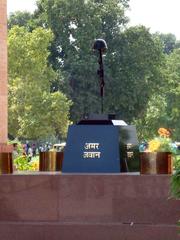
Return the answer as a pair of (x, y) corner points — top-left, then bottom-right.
(8, 11), (35, 30)
(157, 33), (176, 54)
(134, 94), (168, 140)
(105, 26), (165, 122)
(8, 26), (72, 140)
(35, 1), (165, 123)
(134, 49), (180, 140)
(35, 0), (130, 121)
(165, 49), (180, 139)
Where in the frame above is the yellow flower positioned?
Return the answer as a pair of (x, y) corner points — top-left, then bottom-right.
(30, 160), (39, 171)
(143, 128), (174, 153)
(148, 139), (161, 152)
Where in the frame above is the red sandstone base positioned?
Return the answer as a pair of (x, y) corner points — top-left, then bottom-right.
(0, 222), (178, 240)
(0, 173), (179, 240)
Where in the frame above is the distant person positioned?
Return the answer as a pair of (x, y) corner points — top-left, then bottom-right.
(25, 141), (30, 155)
(39, 145), (44, 152)
(28, 146), (33, 161)
(32, 144), (36, 157)
(12, 143), (18, 160)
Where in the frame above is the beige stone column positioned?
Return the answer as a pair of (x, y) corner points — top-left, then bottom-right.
(0, 0), (8, 143)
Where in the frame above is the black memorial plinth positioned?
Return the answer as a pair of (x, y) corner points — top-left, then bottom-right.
(62, 115), (139, 173)
(118, 125), (140, 172)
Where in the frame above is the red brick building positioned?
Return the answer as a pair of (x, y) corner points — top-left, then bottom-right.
(0, 0), (8, 143)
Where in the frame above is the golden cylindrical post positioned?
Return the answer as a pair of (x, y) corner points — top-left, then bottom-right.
(0, 153), (13, 174)
(56, 152), (64, 171)
(140, 152), (172, 174)
(39, 152), (56, 171)
(39, 151), (64, 171)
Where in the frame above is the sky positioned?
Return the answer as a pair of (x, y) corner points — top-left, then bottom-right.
(7, 0), (180, 40)
(127, 0), (180, 39)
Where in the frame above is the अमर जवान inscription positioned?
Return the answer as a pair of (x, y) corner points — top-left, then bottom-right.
(83, 143), (101, 159)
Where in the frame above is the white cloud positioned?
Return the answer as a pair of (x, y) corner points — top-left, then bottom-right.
(127, 0), (180, 39)
(7, 0), (37, 14)
(7, 0), (180, 40)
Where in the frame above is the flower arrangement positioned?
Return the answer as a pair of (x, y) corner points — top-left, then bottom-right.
(14, 155), (39, 171)
(140, 128), (177, 153)
(139, 128), (178, 174)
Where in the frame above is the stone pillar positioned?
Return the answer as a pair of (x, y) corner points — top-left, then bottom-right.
(0, 0), (8, 143)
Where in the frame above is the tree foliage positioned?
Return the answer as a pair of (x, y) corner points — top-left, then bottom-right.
(34, 0), (130, 120)
(8, 1), (179, 141)
(34, 0), (165, 123)
(134, 49), (180, 140)
(165, 49), (180, 139)
(8, 11), (35, 30)
(157, 33), (177, 54)
(8, 26), (72, 140)
(104, 26), (165, 121)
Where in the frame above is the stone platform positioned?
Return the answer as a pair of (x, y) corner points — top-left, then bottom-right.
(0, 173), (179, 240)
